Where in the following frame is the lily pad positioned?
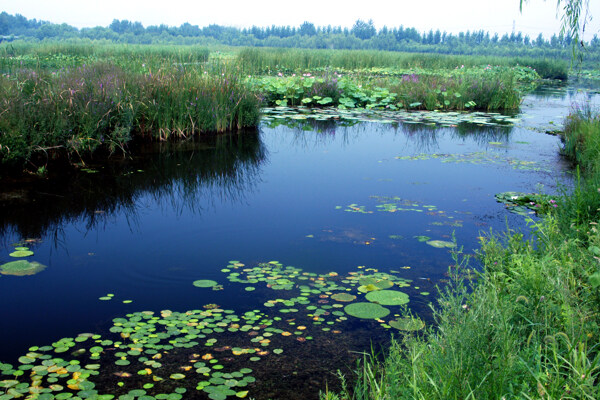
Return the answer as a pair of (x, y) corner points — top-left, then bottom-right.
(365, 290), (409, 306)
(413, 235), (431, 242)
(389, 317), (425, 331)
(9, 250), (34, 258)
(330, 293), (356, 302)
(0, 260), (46, 276)
(426, 240), (456, 249)
(193, 280), (219, 288)
(344, 302), (390, 319)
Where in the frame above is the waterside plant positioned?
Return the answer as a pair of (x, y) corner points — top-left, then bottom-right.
(0, 62), (261, 168)
(251, 65), (532, 111)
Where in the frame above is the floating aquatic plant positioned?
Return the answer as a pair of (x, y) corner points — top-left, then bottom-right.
(426, 240), (456, 249)
(389, 317), (425, 331)
(330, 293), (356, 302)
(193, 280), (219, 288)
(0, 260), (46, 276)
(495, 191), (558, 216)
(396, 152), (550, 172)
(365, 290), (410, 306)
(344, 302), (390, 319)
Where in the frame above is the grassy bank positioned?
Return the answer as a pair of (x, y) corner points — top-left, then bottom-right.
(0, 62), (261, 168)
(324, 109), (600, 399)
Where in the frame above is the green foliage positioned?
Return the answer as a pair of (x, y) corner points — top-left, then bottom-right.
(251, 65), (532, 111)
(0, 59), (261, 167)
(236, 47), (568, 80)
(561, 104), (600, 173)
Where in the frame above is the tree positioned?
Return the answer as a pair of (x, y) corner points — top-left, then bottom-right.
(351, 19), (376, 40)
(299, 21), (316, 37)
(520, 0), (591, 59)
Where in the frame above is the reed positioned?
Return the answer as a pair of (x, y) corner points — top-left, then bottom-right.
(0, 62), (261, 167)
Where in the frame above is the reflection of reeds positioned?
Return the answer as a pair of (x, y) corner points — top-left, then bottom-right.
(0, 132), (266, 241)
(0, 62), (261, 167)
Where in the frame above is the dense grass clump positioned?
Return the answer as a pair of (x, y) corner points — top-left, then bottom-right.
(562, 104), (600, 173)
(0, 63), (261, 167)
(323, 108), (600, 399)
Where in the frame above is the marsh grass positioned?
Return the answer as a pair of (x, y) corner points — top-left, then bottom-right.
(0, 62), (260, 167)
(236, 47), (567, 80)
(0, 42), (210, 73)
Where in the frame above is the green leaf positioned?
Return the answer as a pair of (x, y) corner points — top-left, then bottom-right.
(344, 302), (390, 319)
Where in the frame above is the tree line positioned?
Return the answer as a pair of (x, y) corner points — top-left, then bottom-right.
(2, 12), (599, 61)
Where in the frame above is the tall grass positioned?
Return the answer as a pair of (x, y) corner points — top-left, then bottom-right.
(324, 108), (600, 399)
(0, 42), (210, 74)
(387, 67), (522, 111)
(236, 47), (568, 80)
(0, 62), (261, 167)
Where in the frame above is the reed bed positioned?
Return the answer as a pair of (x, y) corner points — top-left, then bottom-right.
(0, 42), (210, 73)
(236, 47), (568, 80)
(0, 62), (261, 167)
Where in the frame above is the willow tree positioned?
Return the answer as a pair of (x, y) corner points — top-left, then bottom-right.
(521, 0), (592, 61)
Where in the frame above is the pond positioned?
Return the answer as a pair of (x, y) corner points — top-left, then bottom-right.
(0, 81), (596, 400)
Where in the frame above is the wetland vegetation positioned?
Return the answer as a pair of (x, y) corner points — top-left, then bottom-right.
(1, 9), (600, 400)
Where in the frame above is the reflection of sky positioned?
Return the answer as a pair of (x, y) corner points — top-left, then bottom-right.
(0, 82), (583, 362)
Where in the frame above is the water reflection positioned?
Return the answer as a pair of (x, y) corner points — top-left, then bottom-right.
(0, 132), (267, 240)
(266, 115), (514, 153)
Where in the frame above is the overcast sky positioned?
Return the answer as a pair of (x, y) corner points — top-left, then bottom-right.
(2, 0), (599, 40)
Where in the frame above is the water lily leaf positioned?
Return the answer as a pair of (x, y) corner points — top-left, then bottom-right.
(0, 260), (46, 276)
(9, 250), (34, 257)
(344, 302), (390, 319)
(193, 280), (218, 288)
(170, 373), (186, 380)
(330, 293), (356, 302)
(426, 240), (456, 249)
(357, 284), (380, 293)
(413, 235), (430, 242)
(389, 317), (425, 331)
(365, 290), (409, 306)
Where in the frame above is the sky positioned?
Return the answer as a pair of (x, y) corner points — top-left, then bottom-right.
(2, 0), (600, 40)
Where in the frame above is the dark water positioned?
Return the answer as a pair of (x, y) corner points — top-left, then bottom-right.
(0, 82), (596, 399)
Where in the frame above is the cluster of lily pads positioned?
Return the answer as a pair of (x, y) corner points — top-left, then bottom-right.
(0, 306), (279, 400)
(395, 151), (550, 172)
(1, 260), (429, 400)
(222, 260), (427, 329)
(336, 196), (463, 247)
(495, 191), (559, 216)
(262, 107), (520, 129)
(1, 242), (46, 277)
